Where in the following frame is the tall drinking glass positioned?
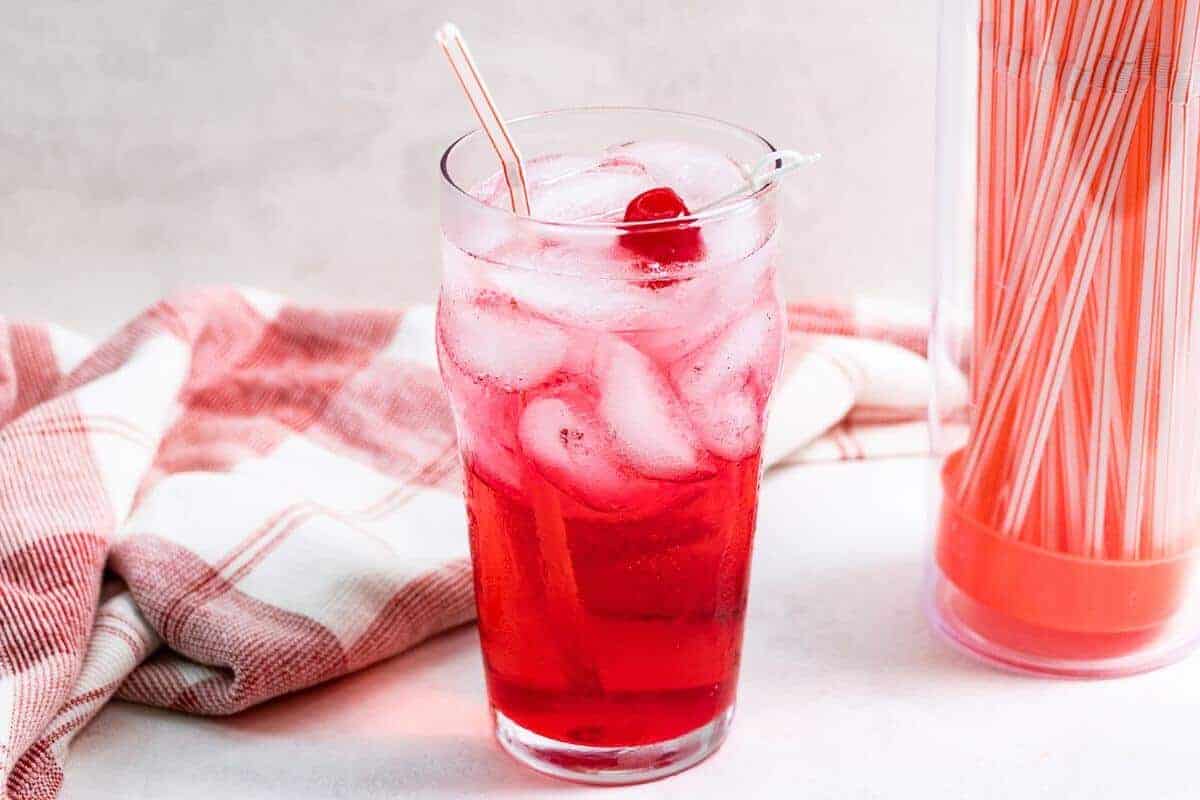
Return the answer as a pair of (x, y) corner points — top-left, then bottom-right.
(437, 107), (784, 783)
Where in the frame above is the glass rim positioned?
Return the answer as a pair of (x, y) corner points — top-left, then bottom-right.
(438, 105), (780, 231)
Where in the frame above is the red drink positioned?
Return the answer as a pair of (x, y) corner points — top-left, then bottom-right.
(466, 452), (761, 747)
(438, 108), (784, 782)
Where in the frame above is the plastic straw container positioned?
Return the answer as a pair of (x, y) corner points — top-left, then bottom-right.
(929, 0), (1200, 676)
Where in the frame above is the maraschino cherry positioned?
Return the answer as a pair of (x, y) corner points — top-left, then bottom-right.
(620, 187), (704, 288)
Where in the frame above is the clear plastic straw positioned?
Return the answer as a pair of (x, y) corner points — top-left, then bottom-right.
(435, 22), (532, 216)
(694, 151), (821, 213)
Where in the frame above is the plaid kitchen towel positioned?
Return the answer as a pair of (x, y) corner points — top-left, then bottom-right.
(0, 287), (964, 799)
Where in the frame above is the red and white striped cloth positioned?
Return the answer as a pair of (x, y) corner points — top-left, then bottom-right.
(0, 287), (960, 799)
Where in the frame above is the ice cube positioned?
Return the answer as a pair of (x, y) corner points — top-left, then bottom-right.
(692, 391), (761, 463)
(712, 242), (775, 309)
(632, 248), (775, 361)
(517, 391), (650, 511)
(440, 348), (526, 493)
(458, 407), (525, 494)
(485, 265), (665, 331)
(630, 308), (729, 364)
(528, 164), (656, 222)
(440, 237), (499, 303)
(594, 336), (708, 480)
(443, 215), (513, 261)
(437, 296), (568, 391)
(472, 153), (602, 210)
(607, 140), (747, 209)
(672, 303), (784, 461)
(704, 209), (774, 268)
(676, 303), (783, 401)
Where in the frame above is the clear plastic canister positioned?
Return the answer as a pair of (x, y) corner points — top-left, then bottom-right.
(928, 0), (1200, 676)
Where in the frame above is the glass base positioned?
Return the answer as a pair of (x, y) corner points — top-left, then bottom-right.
(493, 706), (734, 785)
(926, 564), (1200, 678)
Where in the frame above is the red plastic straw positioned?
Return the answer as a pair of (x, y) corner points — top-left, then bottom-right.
(954, 0), (1200, 564)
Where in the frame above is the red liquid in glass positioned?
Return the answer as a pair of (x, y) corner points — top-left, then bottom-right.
(465, 454), (760, 747)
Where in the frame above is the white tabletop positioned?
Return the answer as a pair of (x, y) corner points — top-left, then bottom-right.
(61, 457), (1200, 799)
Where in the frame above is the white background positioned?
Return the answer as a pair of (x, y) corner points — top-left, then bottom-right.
(1, 0), (936, 336)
